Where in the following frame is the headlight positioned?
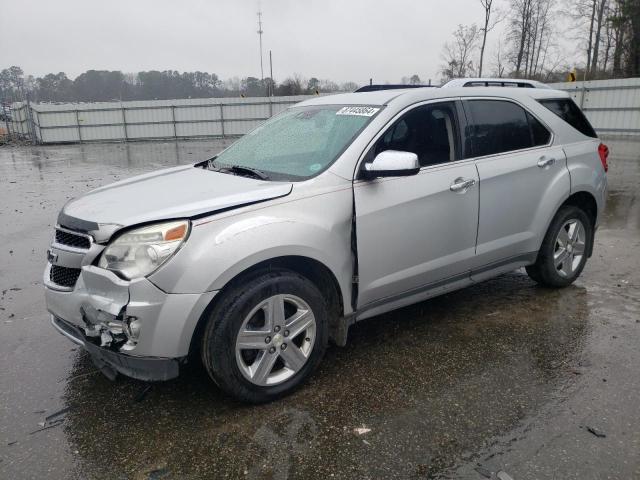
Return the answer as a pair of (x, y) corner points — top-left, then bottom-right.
(98, 220), (190, 279)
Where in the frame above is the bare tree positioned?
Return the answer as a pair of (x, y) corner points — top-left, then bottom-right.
(566, 0), (611, 78)
(478, 0), (504, 76)
(440, 24), (480, 82)
(590, 0), (610, 74)
(491, 39), (507, 77)
(509, 0), (534, 75)
(505, 0), (556, 78)
(401, 74), (422, 85)
(600, 4), (615, 72)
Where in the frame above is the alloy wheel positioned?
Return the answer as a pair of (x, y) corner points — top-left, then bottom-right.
(554, 218), (586, 277)
(235, 294), (316, 386)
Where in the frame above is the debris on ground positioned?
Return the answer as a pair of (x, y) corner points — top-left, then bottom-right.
(29, 420), (64, 435)
(497, 471), (515, 480)
(586, 426), (607, 438)
(353, 426), (371, 435)
(147, 466), (171, 480)
(29, 406), (72, 435)
(45, 406), (71, 423)
(135, 384), (153, 403)
(474, 465), (493, 478)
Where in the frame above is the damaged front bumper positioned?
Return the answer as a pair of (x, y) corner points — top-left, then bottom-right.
(51, 315), (180, 381)
(44, 264), (216, 381)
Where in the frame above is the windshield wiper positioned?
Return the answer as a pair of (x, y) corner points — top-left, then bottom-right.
(206, 159), (269, 180)
(227, 165), (269, 180)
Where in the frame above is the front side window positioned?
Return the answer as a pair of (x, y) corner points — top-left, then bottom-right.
(212, 105), (379, 180)
(538, 98), (597, 138)
(466, 99), (550, 157)
(369, 102), (459, 167)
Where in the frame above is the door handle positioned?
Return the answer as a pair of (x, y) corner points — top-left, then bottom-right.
(537, 156), (556, 168)
(450, 177), (476, 193)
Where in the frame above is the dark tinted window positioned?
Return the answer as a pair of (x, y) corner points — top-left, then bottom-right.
(527, 112), (551, 146)
(538, 98), (597, 138)
(466, 100), (533, 156)
(371, 102), (459, 167)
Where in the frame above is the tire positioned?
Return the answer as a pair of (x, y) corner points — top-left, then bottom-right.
(201, 269), (328, 403)
(526, 205), (593, 288)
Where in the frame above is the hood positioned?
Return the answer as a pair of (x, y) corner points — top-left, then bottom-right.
(58, 165), (293, 239)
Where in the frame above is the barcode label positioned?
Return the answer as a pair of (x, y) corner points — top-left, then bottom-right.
(336, 106), (380, 117)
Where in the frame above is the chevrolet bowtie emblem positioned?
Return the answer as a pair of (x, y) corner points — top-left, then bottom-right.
(47, 249), (58, 264)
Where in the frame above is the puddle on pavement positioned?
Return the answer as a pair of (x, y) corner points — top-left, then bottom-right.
(59, 273), (589, 479)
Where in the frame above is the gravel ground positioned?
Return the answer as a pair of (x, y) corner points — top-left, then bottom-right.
(0, 137), (638, 480)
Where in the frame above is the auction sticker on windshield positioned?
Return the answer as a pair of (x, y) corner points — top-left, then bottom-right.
(336, 106), (380, 117)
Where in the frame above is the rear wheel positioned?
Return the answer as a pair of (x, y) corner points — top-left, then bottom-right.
(526, 206), (593, 288)
(201, 269), (328, 403)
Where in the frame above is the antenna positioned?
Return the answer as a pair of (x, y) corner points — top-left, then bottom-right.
(257, 9), (265, 85)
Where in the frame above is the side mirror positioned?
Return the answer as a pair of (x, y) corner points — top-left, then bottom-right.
(362, 150), (420, 179)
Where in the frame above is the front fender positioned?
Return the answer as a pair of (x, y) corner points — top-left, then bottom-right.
(148, 190), (354, 313)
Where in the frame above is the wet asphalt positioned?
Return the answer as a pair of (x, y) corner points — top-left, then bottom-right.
(0, 138), (638, 480)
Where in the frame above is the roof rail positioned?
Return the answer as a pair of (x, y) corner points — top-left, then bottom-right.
(354, 84), (435, 93)
(441, 78), (550, 89)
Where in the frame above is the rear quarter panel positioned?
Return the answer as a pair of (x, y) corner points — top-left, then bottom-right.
(563, 139), (608, 226)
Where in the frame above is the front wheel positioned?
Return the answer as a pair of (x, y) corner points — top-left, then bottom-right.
(201, 269), (328, 403)
(526, 205), (593, 288)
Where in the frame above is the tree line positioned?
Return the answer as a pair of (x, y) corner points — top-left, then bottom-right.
(440, 0), (640, 82)
(0, 67), (361, 103)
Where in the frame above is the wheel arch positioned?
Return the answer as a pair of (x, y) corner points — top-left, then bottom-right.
(547, 190), (598, 258)
(562, 191), (598, 227)
(188, 255), (345, 355)
(563, 191), (598, 257)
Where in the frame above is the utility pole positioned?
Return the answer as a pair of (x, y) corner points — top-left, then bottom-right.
(257, 10), (265, 88)
(269, 50), (274, 97)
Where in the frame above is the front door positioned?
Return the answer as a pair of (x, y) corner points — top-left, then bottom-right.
(354, 101), (479, 308)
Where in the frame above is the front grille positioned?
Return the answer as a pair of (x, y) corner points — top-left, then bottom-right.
(55, 229), (91, 250)
(50, 265), (81, 288)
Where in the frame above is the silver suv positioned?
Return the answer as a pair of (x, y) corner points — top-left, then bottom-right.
(45, 86), (608, 402)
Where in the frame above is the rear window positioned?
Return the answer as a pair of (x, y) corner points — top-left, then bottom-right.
(538, 98), (597, 138)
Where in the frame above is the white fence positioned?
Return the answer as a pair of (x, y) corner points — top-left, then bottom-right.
(6, 77), (640, 144)
(9, 95), (315, 144)
(548, 77), (640, 135)
(3, 103), (33, 139)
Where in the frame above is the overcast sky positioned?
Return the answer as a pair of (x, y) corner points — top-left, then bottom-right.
(1, 0), (504, 85)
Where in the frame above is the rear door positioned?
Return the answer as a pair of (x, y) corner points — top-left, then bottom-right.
(354, 101), (479, 307)
(463, 98), (570, 273)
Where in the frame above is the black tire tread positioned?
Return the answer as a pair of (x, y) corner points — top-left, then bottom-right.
(526, 205), (593, 288)
(201, 268), (328, 403)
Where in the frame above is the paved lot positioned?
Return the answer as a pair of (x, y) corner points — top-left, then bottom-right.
(0, 138), (638, 480)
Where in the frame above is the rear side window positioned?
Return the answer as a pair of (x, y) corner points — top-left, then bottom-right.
(538, 98), (597, 138)
(465, 100), (550, 157)
(527, 112), (552, 146)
